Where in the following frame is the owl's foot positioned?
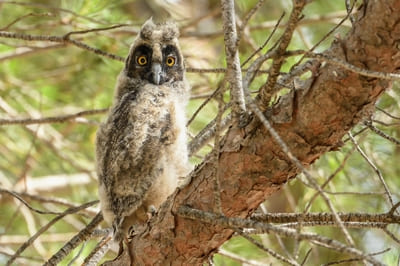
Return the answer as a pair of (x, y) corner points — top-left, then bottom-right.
(147, 205), (157, 218)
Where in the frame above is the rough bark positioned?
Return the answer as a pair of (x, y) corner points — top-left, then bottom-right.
(108, 0), (400, 265)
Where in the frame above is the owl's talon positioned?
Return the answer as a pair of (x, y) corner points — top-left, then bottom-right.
(147, 205), (157, 217)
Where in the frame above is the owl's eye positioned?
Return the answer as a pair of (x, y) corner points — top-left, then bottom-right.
(137, 55), (147, 66)
(166, 56), (175, 67)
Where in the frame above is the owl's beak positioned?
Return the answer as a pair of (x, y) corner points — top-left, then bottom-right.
(152, 63), (162, 85)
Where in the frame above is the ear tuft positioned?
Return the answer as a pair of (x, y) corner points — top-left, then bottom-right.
(161, 21), (179, 41)
(140, 17), (156, 40)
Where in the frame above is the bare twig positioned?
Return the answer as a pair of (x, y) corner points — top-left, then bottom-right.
(237, 230), (300, 266)
(6, 201), (98, 266)
(0, 44), (65, 62)
(182, 11), (349, 39)
(186, 67), (226, 73)
(371, 119), (400, 127)
(221, 0), (246, 119)
(177, 206), (384, 266)
(304, 147), (356, 212)
(212, 92), (225, 214)
(322, 191), (385, 196)
(305, 51), (400, 80)
(259, 0), (307, 110)
(63, 24), (130, 39)
(44, 212), (103, 266)
(0, 108), (108, 126)
(0, 250), (44, 263)
(237, 0), (267, 46)
(300, 248), (312, 266)
(376, 106), (400, 120)
(218, 248), (265, 266)
(0, 1), (109, 24)
(0, 31), (124, 61)
(322, 248), (391, 266)
(348, 132), (395, 209)
(241, 12), (286, 68)
(185, 67), (283, 74)
(0, 188), (63, 215)
(249, 11), (349, 31)
(364, 120), (400, 145)
(82, 233), (112, 266)
(342, 126), (369, 142)
(16, 191), (98, 216)
(290, 3), (354, 71)
(187, 85), (224, 126)
(188, 113), (232, 156)
(0, 12), (55, 31)
(382, 227), (400, 245)
(388, 201), (400, 216)
(67, 242), (85, 266)
(251, 212), (400, 224)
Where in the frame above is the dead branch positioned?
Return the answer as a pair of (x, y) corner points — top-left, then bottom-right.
(6, 201), (98, 266)
(221, 0), (246, 119)
(0, 108), (108, 126)
(259, 0), (307, 109)
(0, 31), (124, 61)
(178, 206), (384, 266)
(44, 213), (103, 266)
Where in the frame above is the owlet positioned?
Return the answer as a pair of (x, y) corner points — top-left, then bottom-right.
(96, 19), (191, 242)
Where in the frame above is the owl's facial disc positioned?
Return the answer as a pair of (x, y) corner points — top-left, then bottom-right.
(126, 43), (183, 85)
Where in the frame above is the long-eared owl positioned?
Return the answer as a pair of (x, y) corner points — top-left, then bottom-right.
(96, 19), (191, 241)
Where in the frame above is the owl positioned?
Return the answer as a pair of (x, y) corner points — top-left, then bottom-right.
(96, 19), (191, 242)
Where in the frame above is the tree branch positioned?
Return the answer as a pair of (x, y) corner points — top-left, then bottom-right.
(6, 201), (98, 266)
(177, 207), (384, 266)
(44, 212), (103, 266)
(0, 31), (124, 61)
(0, 108), (108, 126)
(258, 0), (307, 109)
(221, 0), (246, 120)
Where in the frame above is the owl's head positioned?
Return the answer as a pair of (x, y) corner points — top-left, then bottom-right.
(125, 19), (184, 85)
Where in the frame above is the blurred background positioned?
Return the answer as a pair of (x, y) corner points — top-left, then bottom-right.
(0, 0), (399, 265)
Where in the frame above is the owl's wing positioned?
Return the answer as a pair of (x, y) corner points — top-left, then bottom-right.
(96, 90), (171, 218)
(96, 91), (140, 187)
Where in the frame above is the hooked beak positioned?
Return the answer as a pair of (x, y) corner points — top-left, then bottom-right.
(152, 63), (162, 85)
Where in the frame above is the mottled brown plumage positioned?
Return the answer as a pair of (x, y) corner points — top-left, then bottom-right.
(96, 19), (190, 242)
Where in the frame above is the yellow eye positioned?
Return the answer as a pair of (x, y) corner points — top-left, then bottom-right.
(166, 56), (175, 67)
(137, 55), (147, 66)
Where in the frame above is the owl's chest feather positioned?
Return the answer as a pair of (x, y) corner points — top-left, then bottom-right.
(132, 88), (180, 140)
